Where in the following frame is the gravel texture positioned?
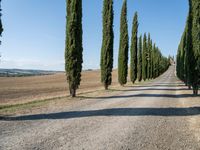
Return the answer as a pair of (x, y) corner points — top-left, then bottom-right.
(0, 66), (200, 150)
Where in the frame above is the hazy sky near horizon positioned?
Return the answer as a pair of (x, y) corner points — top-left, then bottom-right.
(0, 0), (188, 71)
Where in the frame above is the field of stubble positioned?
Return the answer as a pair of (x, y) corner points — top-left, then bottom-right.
(0, 70), (119, 106)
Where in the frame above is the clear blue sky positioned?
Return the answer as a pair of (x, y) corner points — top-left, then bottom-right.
(0, 0), (188, 71)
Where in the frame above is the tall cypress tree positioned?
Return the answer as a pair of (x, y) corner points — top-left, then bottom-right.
(191, 0), (200, 95)
(147, 33), (151, 80)
(142, 33), (147, 81)
(101, 0), (114, 90)
(152, 43), (156, 78)
(65, 0), (83, 97)
(179, 31), (186, 81)
(118, 0), (129, 85)
(154, 45), (160, 78)
(150, 39), (153, 79)
(130, 12), (138, 84)
(184, 21), (191, 89)
(138, 35), (142, 82)
(0, 0), (3, 44)
(177, 0), (200, 95)
(65, 0), (71, 71)
(183, 29), (188, 86)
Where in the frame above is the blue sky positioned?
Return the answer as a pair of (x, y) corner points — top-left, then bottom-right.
(0, 0), (188, 71)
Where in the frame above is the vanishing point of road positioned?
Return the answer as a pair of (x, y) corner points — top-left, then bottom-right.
(1, 66), (200, 150)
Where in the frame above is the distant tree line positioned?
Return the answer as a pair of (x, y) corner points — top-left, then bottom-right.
(176, 0), (200, 95)
(65, 0), (170, 97)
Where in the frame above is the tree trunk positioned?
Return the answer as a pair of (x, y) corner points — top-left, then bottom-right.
(72, 88), (76, 97)
(185, 82), (188, 86)
(70, 88), (76, 97)
(195, 88), (198, 96)
(104, 84), (108, 90)
(120, 84), (124, 87)
(193, 85), (198, 96)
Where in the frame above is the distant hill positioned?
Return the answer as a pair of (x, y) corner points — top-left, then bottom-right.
(0, 68), (64, 77)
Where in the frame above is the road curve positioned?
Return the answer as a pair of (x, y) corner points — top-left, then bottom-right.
(1, 66), (200, 150)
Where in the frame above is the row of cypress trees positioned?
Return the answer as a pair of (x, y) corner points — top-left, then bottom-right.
(65, 0), (170, 97)
(135, 33), (169, 83)
(117, 0), (170, 87)
(176, 0), (200, 95)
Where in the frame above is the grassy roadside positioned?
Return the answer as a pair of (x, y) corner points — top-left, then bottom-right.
(0, 79), (153, 115)
(0, 96), (68, 115)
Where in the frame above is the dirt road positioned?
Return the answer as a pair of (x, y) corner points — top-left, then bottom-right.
(1, 66), (200, 150)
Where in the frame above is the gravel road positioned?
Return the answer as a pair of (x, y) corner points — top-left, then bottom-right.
(1, 66), (200, 150)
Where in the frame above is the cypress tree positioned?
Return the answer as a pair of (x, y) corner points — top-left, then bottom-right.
(183, 25), (190, 87)
(152, 43), (156, 78)
(183, 31), (187, 83)
(137, 35), (142, 82)
(142, 33), (147, 81)
(0, 0), (3, 44)
(65, 0), (71, 71)
(191, 0), (200, 95)
(150, 40), (153, 79)
(130, 12), (138, 84)
(184, 36), (191, 89)
(154, 47), (158, 78)
(177, 0), (198, 95)
(157, 48), (161, 77)
(65, 0), (83, 97)
(100, 0), (114, 90)
(177, 44), (182, 79)
(154, 46), (160, 78)
(177, 38), (184, 80)
(180, 31), (186, 81)
(118, 0), (129, 85)
(147, 33), (151, 80)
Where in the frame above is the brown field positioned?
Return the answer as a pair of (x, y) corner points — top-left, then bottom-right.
(0, 70), (120, 106)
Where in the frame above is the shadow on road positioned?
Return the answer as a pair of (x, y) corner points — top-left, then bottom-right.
(132, 84), (185, 88)
(1, 107), (200, 121)
(79, 93), (197, 99)
(109, 88), (189, 92)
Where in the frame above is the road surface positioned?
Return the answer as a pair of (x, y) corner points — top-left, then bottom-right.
(1, 66), (200, 150)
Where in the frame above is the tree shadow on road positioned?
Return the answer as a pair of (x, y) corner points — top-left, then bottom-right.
(79, 93), (198, 100)
(133, 84), (186, 87)
(109, 88), (189, 92)
(1, 107), (200, 121)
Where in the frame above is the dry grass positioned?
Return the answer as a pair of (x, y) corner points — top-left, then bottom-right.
(0, 69), (152, 115)
(0, 70), (120, 106)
